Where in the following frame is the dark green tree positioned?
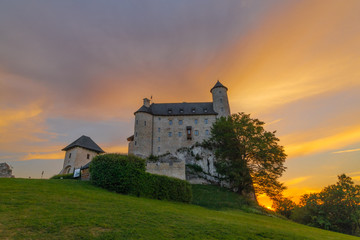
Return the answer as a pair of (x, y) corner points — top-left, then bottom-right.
(293, 174), (360, 235)
(207, 112), (287, 201)
(272, 196), (296, 218)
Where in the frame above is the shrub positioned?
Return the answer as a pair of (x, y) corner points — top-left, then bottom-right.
(50, 173), (74, 179)
(90, 153), (192, 203)
(90, 154), (145, 195)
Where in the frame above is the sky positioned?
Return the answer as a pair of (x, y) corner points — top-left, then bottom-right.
(1, 0), (360, 206)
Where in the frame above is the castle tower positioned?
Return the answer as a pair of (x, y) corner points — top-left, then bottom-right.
(131, 98), (153, 158)
(60, 135), (104, 174)
(211, 81), (231, 118)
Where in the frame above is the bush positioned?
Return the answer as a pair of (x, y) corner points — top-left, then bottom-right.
(90, 153), (192, 203)
(50, 173), (74, 179)
(90, 154), (145, 195)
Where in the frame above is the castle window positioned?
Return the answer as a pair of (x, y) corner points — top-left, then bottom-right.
(168, 108), (173, 114)
(135, 132), (137, 137)
(136, 120), (138, 125)
(168, 132), (172, 137)
(186, 126), (192, 140)
(205, 119), (208, 124)
(221, 107), (224, 112)
(135, 141), (137, 146)
(69, 153), (72, 158)
(179, 108), (184, 114)
(158, 117), (161, 120)
(220, 98), (223, 103)
(158, 147), (160, 152)
(191, 108), (195, 113)
(158, 137), (160, 142)
(178, 132), (182, 137)
(87, 154), (90, 159)
(206, 130), (209, 135)
(194, 130), (199, 136)
(203, 108), (208, 113)
(158, 128), (160, 133)
(144, 121), (146, 126)
(179, 120), (183, 125)
(195, 119), (198, 124)
(169, 120), (173, 125)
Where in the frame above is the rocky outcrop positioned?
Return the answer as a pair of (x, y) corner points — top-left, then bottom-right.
(0, 163), (14, 178)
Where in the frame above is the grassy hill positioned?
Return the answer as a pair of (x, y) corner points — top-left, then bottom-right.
(0, 179), (358, 240)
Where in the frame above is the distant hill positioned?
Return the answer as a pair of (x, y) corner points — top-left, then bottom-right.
(0, 178), (358, 240)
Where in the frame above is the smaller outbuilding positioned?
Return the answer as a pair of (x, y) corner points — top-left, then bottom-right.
(59, 135), (105, 175)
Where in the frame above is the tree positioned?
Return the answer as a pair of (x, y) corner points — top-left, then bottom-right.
(272, 196), (296, 218)
(207, 112), (287, 201)
(292, 174), (360, 235)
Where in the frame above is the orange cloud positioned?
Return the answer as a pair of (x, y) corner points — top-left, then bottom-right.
(333, 148), (360, 154)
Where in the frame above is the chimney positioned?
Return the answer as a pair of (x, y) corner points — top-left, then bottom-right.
(143, 98), (150, 108)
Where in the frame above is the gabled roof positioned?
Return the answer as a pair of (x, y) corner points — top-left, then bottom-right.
(135, 102), (217, 116)
(210, 80), (228, 92)
(62, 135), (105, 153)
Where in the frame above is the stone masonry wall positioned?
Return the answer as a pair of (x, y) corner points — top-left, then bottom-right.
(61, 147), (98, 174)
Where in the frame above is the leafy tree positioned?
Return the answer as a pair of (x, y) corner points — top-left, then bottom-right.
(207, 112), (287, 201)
(272, 196), (296, 218)
(292, 174), (360, 235)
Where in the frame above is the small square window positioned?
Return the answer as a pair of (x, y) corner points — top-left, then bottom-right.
(169, 120), (173, 125)
(194, 130), (199, 136)
(158, 117), (161, 120)
(87, 154), (90, 159)
(205, 119), (208, 124)
(179, 120), (183, 125)
(195, 119), (198, 124)
(168, 132), (172, 137)
(205, 130), (209, 135)
(178, 132), (182, 137)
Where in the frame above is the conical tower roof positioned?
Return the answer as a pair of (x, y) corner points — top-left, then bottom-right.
(210, 80), (228, 92)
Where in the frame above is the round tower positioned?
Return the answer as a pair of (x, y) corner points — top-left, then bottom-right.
(211, 81), (231, 118)
(132, 98), (153, 158)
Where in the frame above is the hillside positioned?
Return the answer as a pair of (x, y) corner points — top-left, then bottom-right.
(0, 179), (358, 240)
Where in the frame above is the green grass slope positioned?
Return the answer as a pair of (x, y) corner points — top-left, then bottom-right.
(0, 179), (358, 240)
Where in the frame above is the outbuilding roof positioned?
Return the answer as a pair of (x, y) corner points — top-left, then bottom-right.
(62, 135), (105, 153)
(135, 102), (217, 116)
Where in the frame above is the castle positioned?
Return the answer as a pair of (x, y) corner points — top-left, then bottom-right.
(127, 81), (231, 158)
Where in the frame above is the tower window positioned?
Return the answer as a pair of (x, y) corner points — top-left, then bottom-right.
(179, 120), (183, 125)
(168, 132), (172, 137)
(136, 120), (138, 125)
(158, 128), (160, 133)
(87, 154), (90, 159)
(206, 130), (209, 135)
(158, 147), (160, 152)
(220, 98), (223, 103)
(144, 121), (146, 126)
(205, 119), (208, 124)
(135, 141), (137, 146)
(169, 120), (173, 125)
(69, 153), (72, 158)
(158, 137), (160, 142)
(194, 130), (199, 136)
(135, 132), (137, 137)
(195, 119), (198, 124)
(178, 132), (182, 137)
(221, 107), (224, 112)
(158, 117), (161, 120)
(186, 126), (192, 140)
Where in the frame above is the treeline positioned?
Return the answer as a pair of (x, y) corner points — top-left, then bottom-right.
(273, 174), (360, 236)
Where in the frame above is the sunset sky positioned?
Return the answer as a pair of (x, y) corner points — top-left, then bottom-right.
(1, 0), (360, 206)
